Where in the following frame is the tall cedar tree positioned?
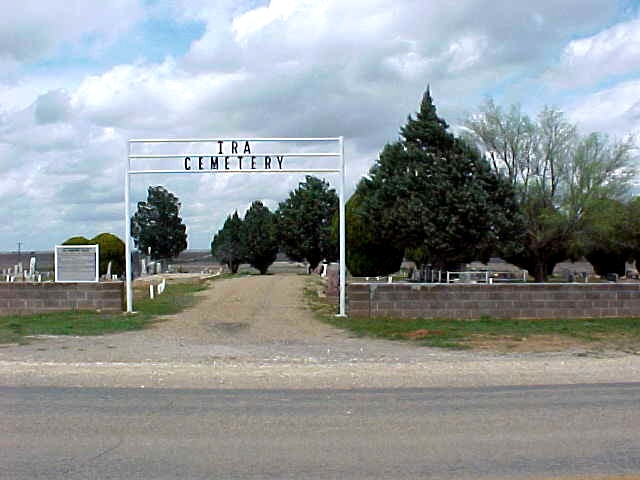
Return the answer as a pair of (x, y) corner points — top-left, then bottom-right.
(211, 211), (246, 274)
(130, 186), (187, 260)
(277, 176), (339, 270)
(243, 201), (279, 274)
(359, 88), (522, 271)
(334, 191), (404, 276)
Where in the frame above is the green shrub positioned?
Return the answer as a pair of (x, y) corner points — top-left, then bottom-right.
(61, 234), (125, 277)
(91, 233), (125, 276)
(62, 236), (92, 245)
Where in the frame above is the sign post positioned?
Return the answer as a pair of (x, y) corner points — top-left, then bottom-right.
(124, 137), (347, 316)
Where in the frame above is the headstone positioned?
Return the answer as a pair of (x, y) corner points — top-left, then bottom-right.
(140, 258), (147, 276)
(606, 273), (618, 282)
(17, 262), (22, 274)
(29, 257), (37, 276)
(105, 261), (112, 279)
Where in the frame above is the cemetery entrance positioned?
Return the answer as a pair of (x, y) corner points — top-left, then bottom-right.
(124, 137), (346, 316)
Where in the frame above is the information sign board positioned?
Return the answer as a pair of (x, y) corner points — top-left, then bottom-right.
(55, 245), (99, 283)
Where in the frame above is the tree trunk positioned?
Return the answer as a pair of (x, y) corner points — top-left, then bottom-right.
(534, 262), (547, 282)
(308, 257), (320, 272)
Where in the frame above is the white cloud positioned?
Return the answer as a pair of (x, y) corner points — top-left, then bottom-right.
(232, 0), (312, 44)
(567, 78), (640, 137)
(34, 90), (71, 124)
(546, 16), (640, 88)
(0, 0), (144, 64)
(445, 35), (488, 73)
(0, 0), (633, 250)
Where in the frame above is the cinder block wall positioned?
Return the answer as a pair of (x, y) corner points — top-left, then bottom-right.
(0, 282), (124, 315)
(348, 283), (640, 319)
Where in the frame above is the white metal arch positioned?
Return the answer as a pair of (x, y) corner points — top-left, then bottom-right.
(124, 137), (346, 316)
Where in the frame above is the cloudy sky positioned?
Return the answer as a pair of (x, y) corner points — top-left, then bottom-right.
(1, 0), (640, 252)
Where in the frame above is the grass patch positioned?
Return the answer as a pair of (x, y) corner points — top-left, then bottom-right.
(0, 278), (209, 345)
(304, 277), (640, 351)
(134, 280), (208, 316)
(324, 315), (640, 350)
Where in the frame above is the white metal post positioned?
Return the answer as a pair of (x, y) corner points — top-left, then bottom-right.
(338, 136), (346, 317)
(125, 141), (133, 313)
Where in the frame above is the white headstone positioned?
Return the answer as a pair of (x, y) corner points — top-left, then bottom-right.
(105, 260), (112, 279)
(29, 257), (37, 275)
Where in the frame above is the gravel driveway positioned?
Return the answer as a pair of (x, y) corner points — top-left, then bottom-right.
(0, 274), (638, 389)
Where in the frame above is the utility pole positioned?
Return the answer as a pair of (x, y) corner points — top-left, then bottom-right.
(17, 241), (22, 262)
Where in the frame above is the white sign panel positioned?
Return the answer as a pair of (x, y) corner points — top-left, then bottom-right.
(55, 245), (99, 283)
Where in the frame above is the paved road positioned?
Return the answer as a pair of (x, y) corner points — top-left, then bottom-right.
(1, 383), (639, 479)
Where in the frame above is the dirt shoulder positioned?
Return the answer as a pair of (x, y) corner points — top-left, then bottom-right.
(0, 274), (638, 389)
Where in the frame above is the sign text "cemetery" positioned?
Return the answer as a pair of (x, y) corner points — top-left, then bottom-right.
(183, 140), (284, 171)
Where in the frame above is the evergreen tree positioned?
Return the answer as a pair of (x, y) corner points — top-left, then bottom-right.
(359, 87), (522, 271)
(211, 211), (246, 274)
(333, 191), (404, 276)
(131, 186), (188, 260)
(277, 176), (339, 271)
(243, 201), (279, 274)
(62, 236), (92, 246)
(91, 233), (125, 276)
